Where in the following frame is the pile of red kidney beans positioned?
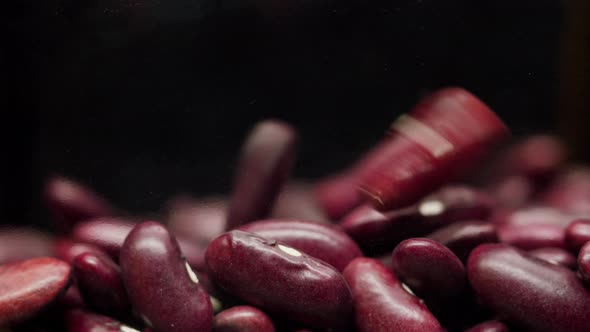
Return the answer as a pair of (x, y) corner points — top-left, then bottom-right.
(3, 87), (590, 332)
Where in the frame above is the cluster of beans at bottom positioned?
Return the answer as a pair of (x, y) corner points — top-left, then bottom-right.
(2, 87), (590, 332)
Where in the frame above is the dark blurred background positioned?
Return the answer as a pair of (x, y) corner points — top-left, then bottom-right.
(3, 0), (588, 225)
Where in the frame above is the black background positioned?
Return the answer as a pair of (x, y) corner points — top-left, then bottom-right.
(3, 0), (563, 225)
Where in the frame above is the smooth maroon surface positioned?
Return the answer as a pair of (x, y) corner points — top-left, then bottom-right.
(467, 244), (590, 331)
(542, 167), (590, 215)
(65, 309), (138, 332)
(577, 241), (590, 283)
(493, 206), (574, 228)
(271, 183), (328, 222)
(565, 219), (590, 253)
(44, 177), (113, 231)
(0, 228), (53, 265)
(239, 219), (363, 271)
(0, 257), (71, 325)
(314, 172), (363, 221)
(529, 247), (577, 269)
(120, 222), (212, 332)
(341, 186), (494, 254)
(342, 258), (443, 332)
(57, 285), (86, 310)
(176, 236), (207, 271)
(427, 220), (498, 262)
(166, 196), (227, 245)
(391, 238), (466, 300)
(226, 120), (298, 230)
(205, 230), (352, 329)
(213, 306), (275, 332)
(464, 320), (509, 332)
(73, 252), (129, 315)
(72, 218), (135, 259)
(359, 88), (508, 210)
(53, 239), (105, 264)
(497, 223), (566, 250)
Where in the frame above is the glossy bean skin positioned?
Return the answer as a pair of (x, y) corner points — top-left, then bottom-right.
(341, 186), (494, 254)
(166, 196), (227, 246)
(72, 218), (135, 258)
(213, 306), (275, 332)
(53, 239), (105, 264)
(0, 257), (71, 326)
(226, 120), (298, 230)
(468, 244), (590, 332)
(342, 258), (443, 332)
(0, 228), (53, 265)
(359, 88), (508, 211)
(497, 223), (566, 250)
(72, 252), (129, 315)
(565, 219), (590, 253)
(529, 247), (577, 269)
(464, 320), (509, 332)
(427, 220), (498, 262)
(65, 310), (139, 332)
(391, 238), (466, 301)
(577, 242), (590, 283)
(44, 177), (113, 231)
(205, 230), (352, 329)
(120, 222), (213, 332)
(239, 219), (363, 271)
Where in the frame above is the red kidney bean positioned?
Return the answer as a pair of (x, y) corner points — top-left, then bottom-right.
(341, 186), (494, 254)
(65, 309), (140, 332)
(120, 222), (213, 332)
(342, 258), (443, 332)
(497, 223), (566, 250)
(213, 306), (276, 332)
(314, 172), (363, 220)
(53, 239), (105, 264)
(44, 176), (113, 231)
(427, 220), (498, 262)
(239, 219), (363, 271)
(271, 183), (329, 222)
(73, 252), (129, 315)
(565, 219), (590, 253)
(392, 238), (466, 301)
(0, 228), (53, 265)
(72, 218), (135, 259)
(577, 241), (590, 284)
(57, 285), (86, 310)
(0, 257), (71, 326)
(542, 167), (590, 215)
(464, 320), (509, 332)
(467, 244), (590, 331)
(226, 120), (298, 230)
(529, 247), (577, 269)
(493, 206), (574, 228)
(205, 230), (352, 329)
(359, 88), (508, 211)
(166, 196), (227, 245)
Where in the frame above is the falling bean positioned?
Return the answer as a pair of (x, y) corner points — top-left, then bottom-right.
(213, 306), (276, 332)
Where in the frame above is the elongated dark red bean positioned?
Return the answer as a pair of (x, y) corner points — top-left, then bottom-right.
(542, 168), (590, 215)
(0, 228), (53, 265)
(342, 258), (443, 332)
(529, 247), (577, 269)
(226, 120), (298, 230)
(565, 219), (590, 253)
(359, 88), (508, 210)
(427, 220), (498, 262)
(73, 252), (129, 315)
(65, 309), (140, 332)
(239, 219), (363, 271)
(205, 230), (352, 329)
(392, 238), (466, 301)
(272, 183), (328, 222)
(464, 320), (509, 332)
(53, 239), (105, 264)
(577, 241), (590, 284)
(341, 186), (494, 254)
(468, 244), (590, 331)
(497, 223), (566, 250)
(213, 306), (275, 332)
(72, 218), (135, 259)
(0, 257), (71, 326)
(44, 177), (113, 231)
(166, 196), (227, 245)
(120, 222), (212, 332)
